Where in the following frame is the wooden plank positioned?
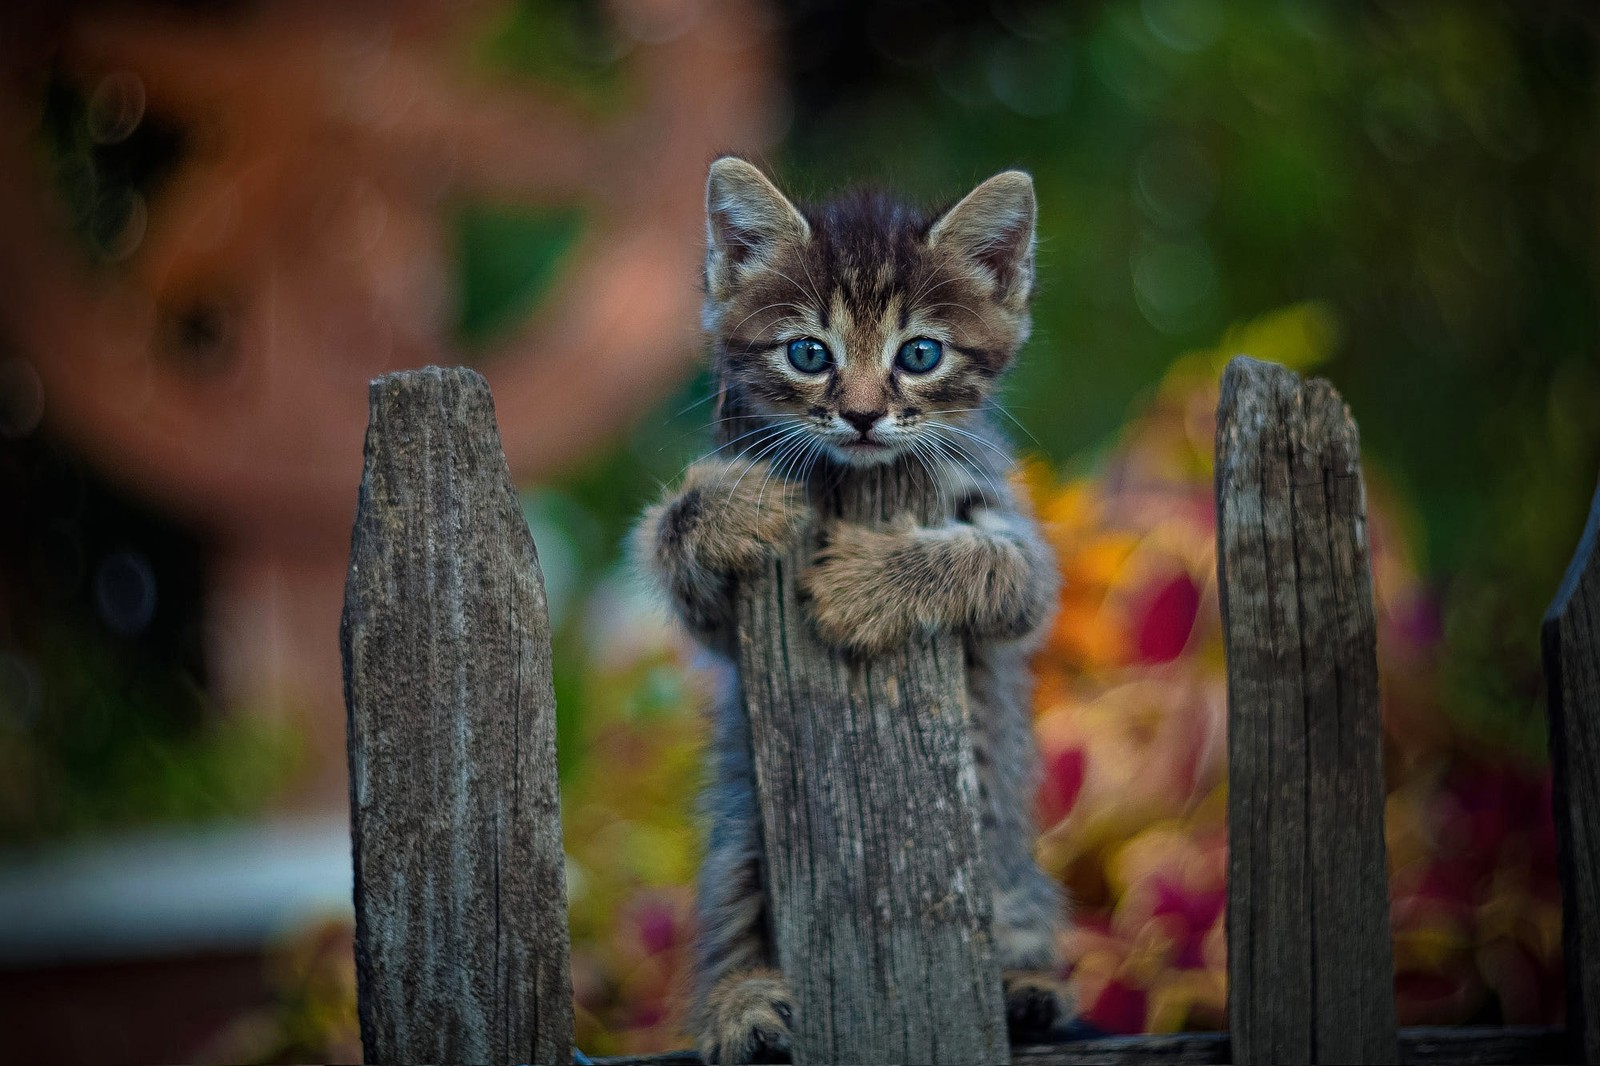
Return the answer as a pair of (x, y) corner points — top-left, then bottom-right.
(341, 366), (572, 1065)
(1544, 473), (1600, 1064)
(735, 460), (1010, 1064)
(1214, 356), (1397, 1064)
(1012, 1032), (1227, 1065)
(588, 1026), (1569, 1065)
(1397, 1025), (1571, 1065)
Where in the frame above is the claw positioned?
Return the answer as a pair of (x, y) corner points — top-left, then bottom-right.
(699, 969), (796, 1065)
(1003, 971), (1077, 1043)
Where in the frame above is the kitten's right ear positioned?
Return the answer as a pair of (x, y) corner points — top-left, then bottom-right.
(928, 170), (1036, 309)
(705, 156), (809, 296)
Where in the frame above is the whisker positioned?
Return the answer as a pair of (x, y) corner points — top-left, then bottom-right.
(910, 274), (964, 305)
(987, 403), (1044, 450)
(694, 419), (797, 462)
(764, 266), (827, 315)
(654, 412), (772, 455)
(919, 301), (986, 322)
(797, 437), (826, 495)
(729, 425), (810, 498)
(924, 406), (1042, 451)
(757, 429), (816, 513)
(726, 300), (810, 338)
(797, 257), (830, 316)
(903, 436), (938, 515)
(668, 419), (805, 483)
(931, 406), (1038, 443)
(905, 268), (941, 308)
(927, 420), (1014, 463)
(906, 436), (952, 518)
(925, 429), (1006, 505)
(670, 389), (719, 419)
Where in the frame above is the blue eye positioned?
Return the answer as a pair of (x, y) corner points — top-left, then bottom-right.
(895, 338), (943, 374)
(787, 338), (832, 374)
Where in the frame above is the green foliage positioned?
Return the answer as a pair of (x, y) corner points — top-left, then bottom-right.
(0, 624), (302, 843)
(453, 202), (585, 349)
(465, 0), (626, 105)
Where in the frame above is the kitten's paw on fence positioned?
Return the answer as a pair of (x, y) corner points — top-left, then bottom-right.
(800, 520), (917, 655)
(698, 968), (795, 1065)
(672, 458), (810, 573)
(1002, 970), (1077, 1044)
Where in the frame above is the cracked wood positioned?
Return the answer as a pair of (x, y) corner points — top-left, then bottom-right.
(735, 461), (1010, 1065)
(342, 366), (572, 1065)
(1214, 356), (1397, 1065)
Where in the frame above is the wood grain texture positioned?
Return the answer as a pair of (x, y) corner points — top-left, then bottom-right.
(342, 366), (572, 1065)
(735, 460), (1009, 1065)
(1544, 474), (1600, 1064)
(1214, 356), (1397, 1064)
(588, 1026), (1570, 1065)
(1395, 1026), (1570, 1065)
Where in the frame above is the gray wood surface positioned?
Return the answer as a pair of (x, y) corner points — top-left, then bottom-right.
(342, 366), (572, 1065)
(734, 460), (1010, 1064)
(1544, 473), (1600, 1064)
(1213, 356), (1397, 1064)
(1394, 1025), (1570, 1065)
(589, 1025), (1570, 1065)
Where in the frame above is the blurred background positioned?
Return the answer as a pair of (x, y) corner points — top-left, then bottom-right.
(0, 0), (1595, 1060)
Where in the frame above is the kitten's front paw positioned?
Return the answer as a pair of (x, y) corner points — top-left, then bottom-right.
(1002, 970), (1077, 1044)
(698, 968), (795, 1065)
(678, 458), (810, 573)
(800, 520), (915, 656)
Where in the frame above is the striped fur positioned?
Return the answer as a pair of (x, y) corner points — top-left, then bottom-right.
(635, 158), (1073, 1062)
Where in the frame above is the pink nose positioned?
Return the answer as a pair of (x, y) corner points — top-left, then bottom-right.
(842, 410), (883, 435)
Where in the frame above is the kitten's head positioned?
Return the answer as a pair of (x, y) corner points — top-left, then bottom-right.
(702, 157), (1035, 469)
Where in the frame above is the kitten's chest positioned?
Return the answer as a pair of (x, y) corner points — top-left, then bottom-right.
(806, 457), (976, 527)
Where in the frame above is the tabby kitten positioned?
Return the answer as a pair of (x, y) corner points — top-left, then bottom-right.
(634, 157), (1072, 1064)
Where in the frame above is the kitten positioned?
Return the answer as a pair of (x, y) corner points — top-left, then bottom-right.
(634, 156), (1071, 1064)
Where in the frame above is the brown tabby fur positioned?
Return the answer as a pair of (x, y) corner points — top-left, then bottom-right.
(634, 157), (1073, 1063)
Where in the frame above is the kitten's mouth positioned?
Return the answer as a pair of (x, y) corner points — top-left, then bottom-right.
(833, 436), (897, 465)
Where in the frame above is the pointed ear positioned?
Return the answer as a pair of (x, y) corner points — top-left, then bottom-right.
(927, 170), (1036, 307)
(705, 156), (810, 296)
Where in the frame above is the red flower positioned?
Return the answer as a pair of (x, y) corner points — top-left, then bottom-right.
(1039, 747), (1087, 825)
(1131, 574), (1201, 664)
(1085, 979), (1149, 1034)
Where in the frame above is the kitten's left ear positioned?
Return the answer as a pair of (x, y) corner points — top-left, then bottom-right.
(928, 170), (1036, 308)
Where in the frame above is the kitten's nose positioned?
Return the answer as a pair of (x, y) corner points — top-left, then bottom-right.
(842, 410), (884, 435)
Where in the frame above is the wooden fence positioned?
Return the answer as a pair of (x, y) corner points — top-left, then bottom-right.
(340, 359), (1600, 1065)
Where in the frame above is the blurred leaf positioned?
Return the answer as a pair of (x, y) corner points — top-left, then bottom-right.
(467, 0), (625, 104)
(454, 202), (584, 349)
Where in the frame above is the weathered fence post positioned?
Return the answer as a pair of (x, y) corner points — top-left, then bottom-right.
(735, 463), (1010, 1064)
(342, 366), (573, 1065)
(1214, 356), (1398, 1064)
(1544, 473), (1600, 1064)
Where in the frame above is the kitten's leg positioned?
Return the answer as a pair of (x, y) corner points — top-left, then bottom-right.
(635, 459), (804, 1059)
(970, 647), (1077, 1043)
(993, 863), (1075, 1042)
(693, 672), (795, 1065)
(801, 504), (1056, 655)
(633, 457), (809, 652)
